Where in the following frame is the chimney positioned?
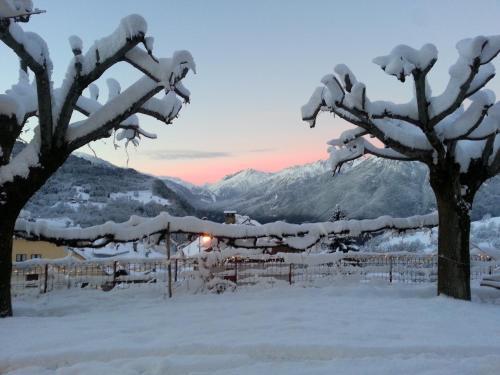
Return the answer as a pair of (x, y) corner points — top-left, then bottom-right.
(224, 210), (236, 224)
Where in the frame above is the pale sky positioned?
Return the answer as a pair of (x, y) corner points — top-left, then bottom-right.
(1, 0), (500, 184)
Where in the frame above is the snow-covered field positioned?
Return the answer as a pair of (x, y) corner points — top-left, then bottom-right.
(110, 191), (171, 206)
(2, 283), (500, 375)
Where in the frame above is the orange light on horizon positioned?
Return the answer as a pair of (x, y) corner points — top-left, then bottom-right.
(137, 148), (330, 185)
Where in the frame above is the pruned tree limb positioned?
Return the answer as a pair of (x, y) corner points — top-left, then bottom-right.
(54, 32), (146, 146)
(67, 77), (163, 151)
(13, 212), (439, 250)
(0, 19), (54, 154)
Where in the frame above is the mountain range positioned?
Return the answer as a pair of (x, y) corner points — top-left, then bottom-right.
(21, 146), (500, 226)
(164, 158), (499, 222)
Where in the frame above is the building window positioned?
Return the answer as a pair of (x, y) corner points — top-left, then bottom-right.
(31, 254), (42, 259)
(15, 254), (27, 262)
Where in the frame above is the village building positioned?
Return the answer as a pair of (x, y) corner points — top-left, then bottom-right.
(12, 238), (67, 262)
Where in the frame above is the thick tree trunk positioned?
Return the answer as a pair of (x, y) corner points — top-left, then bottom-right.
(431, 170), (473, 301)
(0, 211), (18, 317)
(0, 152), (69, 318)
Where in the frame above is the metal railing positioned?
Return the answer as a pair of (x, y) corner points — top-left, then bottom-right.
(11, 254), (496, 295)
(223, 254), (495, 286)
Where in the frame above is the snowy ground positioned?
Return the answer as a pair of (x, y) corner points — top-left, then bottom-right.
(110, 191), (170, 206)
(2, 283), (500, 375)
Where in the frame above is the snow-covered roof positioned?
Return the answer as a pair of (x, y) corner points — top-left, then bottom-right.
(234, 214), (261, 226)
(71, 242), (164, 261)
(179, 236), (213, 258)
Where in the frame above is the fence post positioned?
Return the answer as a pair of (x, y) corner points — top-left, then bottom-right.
(174, 259), (178, 282)
(67, 266), (71, 289)
(112, 261), (117, 286)
(43, 264), (49, 294)
(289, 264), (293, 285)
(234, 259), (238, 285)
(166, 228), (173, 299)
(389, 256), (393, 283)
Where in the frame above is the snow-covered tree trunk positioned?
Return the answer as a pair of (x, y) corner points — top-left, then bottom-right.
(0, 154), (69, 317)
(429, 166), (472, 299)
(0, 213), (15, 317)
(302, 35), (500, 300)
(0, 2), (195, 317)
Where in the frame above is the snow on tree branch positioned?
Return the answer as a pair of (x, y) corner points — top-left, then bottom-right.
(0, 16), (54, 155)
(58, 23), (195, 149)
(302, 35), (500, 176)
(0, 69), (37, 126)
(0, 139), (39, 183)
(0, 20), (50, 74)
(138, 92), (183, 123)
(0, 67), (37, 168)
(435, 90), (496, 141)
(125, 47), (195, 101)
(71, 79), (183, 148)
(0, 0), (44, 22)
(54, 14), (151, 144)
(373, 44), (437, 82)
(0, 4), (195, 185)
(66, 52), (193, 150)
(66, 76), (160, 149)
(429, 36), (500, 124)
(14, 212), (439, 250)
(327, 133), (413, 173)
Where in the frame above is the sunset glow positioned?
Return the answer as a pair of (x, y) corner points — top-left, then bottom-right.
(135, 147), (330, 184)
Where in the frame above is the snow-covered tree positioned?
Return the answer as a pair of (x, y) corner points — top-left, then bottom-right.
(302, 37), (500, 300)
(0, 2), (195, 317)
(323, 234), (359, 254)
(325, 205), (358, 253)
(328, 204), (347, 222)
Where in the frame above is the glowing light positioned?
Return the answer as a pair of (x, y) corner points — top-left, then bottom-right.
(201, 235), (212, 243)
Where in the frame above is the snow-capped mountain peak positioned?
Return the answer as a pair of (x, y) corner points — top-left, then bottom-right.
(164, 157), (499, 223)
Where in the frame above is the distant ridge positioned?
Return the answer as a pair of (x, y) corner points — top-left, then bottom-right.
(20, 146), (500, 225)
